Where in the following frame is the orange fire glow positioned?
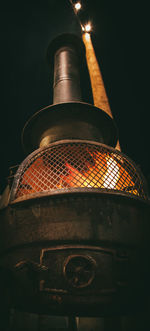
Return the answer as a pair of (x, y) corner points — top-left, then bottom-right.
(16, 149), (138, 199)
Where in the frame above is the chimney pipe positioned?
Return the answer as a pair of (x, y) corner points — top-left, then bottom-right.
(22, 34), (118, 154)
(53, 45), (82, 104)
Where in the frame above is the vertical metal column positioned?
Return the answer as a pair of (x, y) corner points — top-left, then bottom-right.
(53, 46), (82, 104)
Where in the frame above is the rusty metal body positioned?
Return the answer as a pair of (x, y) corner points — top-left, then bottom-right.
(0, 34), (150, 323)
(0, 189), (150, 316)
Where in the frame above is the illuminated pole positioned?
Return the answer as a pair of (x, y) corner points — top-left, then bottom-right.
(82, 31), (121, 151)
(69, 2), (120, 150)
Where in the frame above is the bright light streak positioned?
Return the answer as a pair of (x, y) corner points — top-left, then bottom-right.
(74, 2), (81, 11)
(84, 32), (90, 41)
(103, 157), (120, 189)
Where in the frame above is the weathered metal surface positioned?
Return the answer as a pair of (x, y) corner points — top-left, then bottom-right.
(0, 193), (150, 316)
(63, 254), (96, 288)
(2, 310), (150, 331)
(47, 33), (85, 72)
(21, 102), (118, 155)
(1, 193), (149, 249)
(53, 45), (81, 104)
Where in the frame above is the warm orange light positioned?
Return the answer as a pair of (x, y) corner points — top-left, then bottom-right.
(82, 31), (121, 151)
(84, 32), (90, 41)
(20, 157), (55, 195)
(60, 153), (137, 193)
(74, 2), (81, 11)
(16, 148), (138, 199)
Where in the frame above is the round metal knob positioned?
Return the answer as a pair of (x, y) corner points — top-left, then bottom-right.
(63, 255), (96, 288)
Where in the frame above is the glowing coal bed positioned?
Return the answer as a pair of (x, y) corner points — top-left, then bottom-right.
(10, 140), (147, 202)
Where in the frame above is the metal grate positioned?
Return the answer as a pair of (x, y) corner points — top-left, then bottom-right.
(11, 141), (147, 201)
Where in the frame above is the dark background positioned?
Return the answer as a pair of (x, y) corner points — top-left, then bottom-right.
(0, 0), (149, 194)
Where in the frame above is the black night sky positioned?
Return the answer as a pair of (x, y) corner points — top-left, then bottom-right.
(0, 0), (149, 194)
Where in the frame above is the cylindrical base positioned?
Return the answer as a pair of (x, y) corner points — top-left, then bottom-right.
(0, 193), (150, 316)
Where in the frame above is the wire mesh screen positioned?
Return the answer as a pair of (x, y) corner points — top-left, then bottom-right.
(11, 141), (147, 201)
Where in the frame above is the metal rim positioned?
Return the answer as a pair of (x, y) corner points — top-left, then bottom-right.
(21, 102), (118, 154)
